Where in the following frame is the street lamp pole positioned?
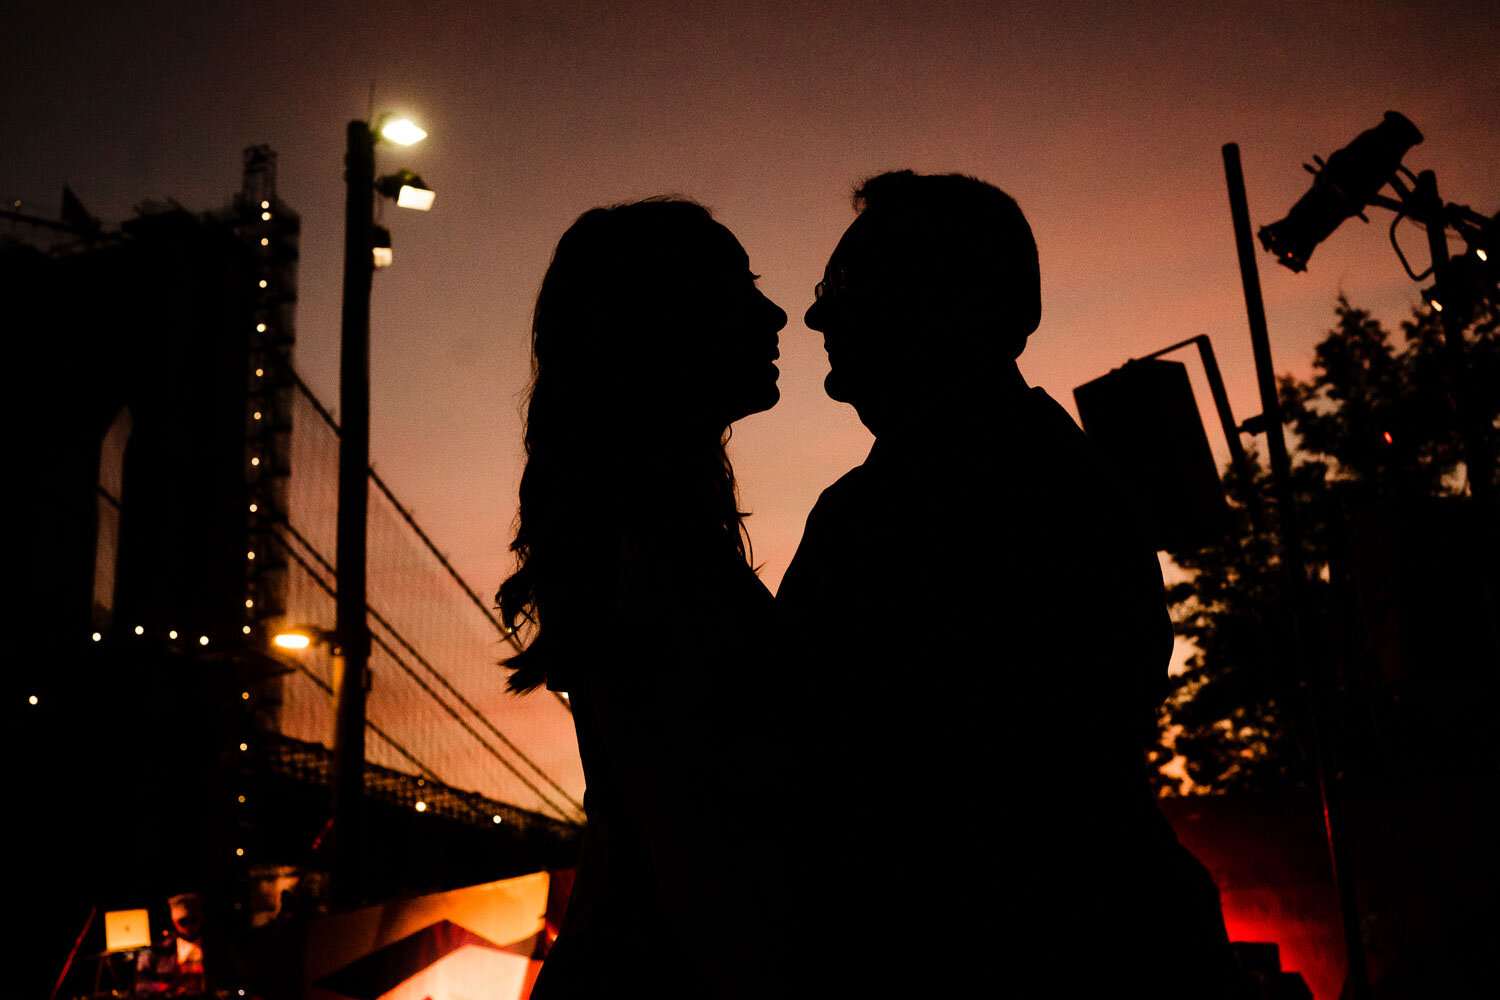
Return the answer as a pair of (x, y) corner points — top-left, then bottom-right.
(333, 118), (375, 908)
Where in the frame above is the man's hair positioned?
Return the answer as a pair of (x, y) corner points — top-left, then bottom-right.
(853, 170), (1041, 357)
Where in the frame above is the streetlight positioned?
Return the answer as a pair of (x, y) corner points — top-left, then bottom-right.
(334, 112), (433, 908)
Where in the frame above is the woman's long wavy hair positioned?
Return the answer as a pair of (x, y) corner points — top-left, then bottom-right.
(497, 199), (752, 694)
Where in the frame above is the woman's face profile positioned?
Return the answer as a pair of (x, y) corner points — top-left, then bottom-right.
(667, 221), (787, 428)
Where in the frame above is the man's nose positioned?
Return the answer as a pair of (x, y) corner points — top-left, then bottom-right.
(804, 298), (825, 332)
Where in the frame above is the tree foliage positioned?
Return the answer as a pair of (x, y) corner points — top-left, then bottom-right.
(1151, 296), (1498, 795)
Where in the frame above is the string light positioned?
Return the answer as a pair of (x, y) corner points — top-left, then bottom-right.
(260, 201), (270, 210)
(241, 690), (250, 699)
(249, 503), (258, 513)
(92, 632), (102, 642)
(199, 636), (209, 646)
(415, 801), (427, 812)
(253, 411), (262, 420)
(492, 815), (502, 825)
(245, 599), (254, 608)
(258, 279), (267, 289)
(239, 742), (248, 751)
(235, 848), (244, 857)
(169, 630), (178, 639)
(247, 550), (256, 560)
(134, 625), (144, 635)
(259, 237), (269, 247)
(250, 457), (260, 467)
(242, 625), (252, 635)
(29, 695), (38, 706)
(261, 211), (271, 221)
(255, 368), (264, 377)
(256, 323), (266, 333)
(238, 794), (246, 803)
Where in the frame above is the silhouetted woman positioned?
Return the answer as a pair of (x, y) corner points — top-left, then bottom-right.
(497, 200), (789, 998)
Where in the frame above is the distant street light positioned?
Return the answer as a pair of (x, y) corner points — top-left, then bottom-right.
(334, 113), (432, 909)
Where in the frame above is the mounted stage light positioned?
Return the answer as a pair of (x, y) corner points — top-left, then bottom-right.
(372, 225), (393, 269)
(1257, 111), (1424, 272)
(377, 169), (436, 211)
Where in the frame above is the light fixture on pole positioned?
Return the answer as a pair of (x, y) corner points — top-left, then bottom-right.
(333, 112), (430, 909)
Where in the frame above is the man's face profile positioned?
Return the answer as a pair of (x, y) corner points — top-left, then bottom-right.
(805, 212), (909, 413)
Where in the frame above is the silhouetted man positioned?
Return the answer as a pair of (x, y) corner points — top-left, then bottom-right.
(778, 171), (1234, 996)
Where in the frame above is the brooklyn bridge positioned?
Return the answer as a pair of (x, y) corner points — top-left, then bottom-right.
(12, 147), (585, 998)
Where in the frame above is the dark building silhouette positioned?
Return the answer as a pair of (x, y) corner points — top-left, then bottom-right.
(11, 145), (298, 658)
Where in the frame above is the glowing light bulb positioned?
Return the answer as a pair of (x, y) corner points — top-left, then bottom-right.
(258, 279), (267, 289)
(381, 119), (427, 145)
(492, 815), (502, 824)
(415, 801), (427, 812)
(238, 794), (246, 803)
(169, 630), (178, 639)
(255, 368), (264, 377)
(261, 211), (271, 221)
(245, 599), (254, 608)
(29, 695), (38, 706)
(242, 625), (252, 635)
(253, 411), (262, 420)
(239, 742), (248, 751)
(260, 237), (269, 247)
(249, 503), (258, 513)
(256, 323), (266, 333)
(1478, 248), (1489, 262)
(199, 635), (209, 646)
(247, 550), (256, 560)
(274, 633), (311, 650)
(92, 632), (102, 642)
(242, 690), (250, 699)
(235, 847), (244, 856)
(260, 200), (270, 209)
(134, 625), (144, 635)
(251, 457), (260, 467)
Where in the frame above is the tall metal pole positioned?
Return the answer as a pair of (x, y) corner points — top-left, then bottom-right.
(1223, 143), (1371, 1000)
(333, 119), (374, 908)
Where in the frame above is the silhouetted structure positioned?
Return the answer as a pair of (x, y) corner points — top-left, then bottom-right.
(8, 152), (579, 999)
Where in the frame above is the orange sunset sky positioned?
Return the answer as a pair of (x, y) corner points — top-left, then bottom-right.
(9, 1), (1496, 669)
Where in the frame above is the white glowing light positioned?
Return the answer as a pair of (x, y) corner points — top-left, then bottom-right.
(396, 185), (436, 211)
(260, 200), (270, 209)
(247, 550), (256, 560)
(134, 625), (144, 635)
(239, 742), (248, 751)
(492, 815), (502, 824)
(380, 119), (427, 146)
(242, 625), (252, 635)
(199, 635), (209, 646)
(1477, 248), (1488, 262)
(372, 246), (394, 268)
(250, 457), (260, 467)
(256, 323), (266, 333)
(259, 237), (269, 247)
(92, 632), (102, 642)
(415, 800), (428, 812)
(249, 503), (258, 513)
(274, 633), (311, 650)
(29, 695), (38, 706)
(261, 211), (272, 221)
(169, 630), (178, 639)
(258, 279), (267, 289)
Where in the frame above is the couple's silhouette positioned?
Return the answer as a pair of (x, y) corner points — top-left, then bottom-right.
(499, 172), (1236, 997)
